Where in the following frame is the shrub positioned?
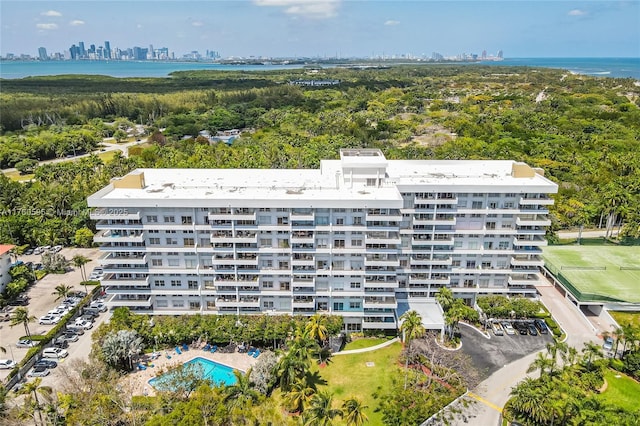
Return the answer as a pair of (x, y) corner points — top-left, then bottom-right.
(610, 359), (625, 372)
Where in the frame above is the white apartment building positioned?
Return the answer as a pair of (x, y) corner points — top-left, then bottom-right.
(0, 244), (16, 292)
(88, 149), (557, 331)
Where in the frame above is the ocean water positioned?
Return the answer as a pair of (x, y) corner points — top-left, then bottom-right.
(0, 57), (638, 79)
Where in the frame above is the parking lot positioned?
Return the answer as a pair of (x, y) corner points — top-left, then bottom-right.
(459, 322), (554, 379)
(0, 247), (101, 382)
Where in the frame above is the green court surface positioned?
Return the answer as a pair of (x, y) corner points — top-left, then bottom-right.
(542, 246), (640, 303)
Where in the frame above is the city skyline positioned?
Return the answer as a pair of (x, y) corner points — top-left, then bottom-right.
(1, 1), (638, 59)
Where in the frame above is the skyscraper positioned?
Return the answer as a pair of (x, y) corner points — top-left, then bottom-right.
(104, 41), (111, 60)
(78, 41), (86, 58)
(38, 47), (48, 61)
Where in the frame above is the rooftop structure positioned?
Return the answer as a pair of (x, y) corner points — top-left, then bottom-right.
(88, 149), (557, 331)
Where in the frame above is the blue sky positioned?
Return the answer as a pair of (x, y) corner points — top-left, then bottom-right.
(1, 1), (638, 58)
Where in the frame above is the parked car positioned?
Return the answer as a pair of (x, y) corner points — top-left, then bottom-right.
(27, 366), (50, 377)
(603, 336), (614, 351)
(52, 338), (69, 349)
(8, 296), (29, 306)
(491, 321), (504, 336)
(51, 245), (63, 253)
(534, 319), (549, 334)
(39, 314), (61, 325)
(500, 321), (516, 335)
(24, 248), (34, 255)
(33, 247), (44, 255)
(0, 307), (13, 322)
(34, 359), (57, 369)
(89, 301), (108, 312)
(65, 325), (85, 335)
(82, 308), (101, 317)
(16, 339), (36, 348)
(527, 323), (539, 336)
(42, 347), (68, 359)
(514, 322), (529, 335)
(0, 359), (17, 370)
(61, 332), (79, 342)
(33, 263), (43, 270)
(73, 319), (93, 330)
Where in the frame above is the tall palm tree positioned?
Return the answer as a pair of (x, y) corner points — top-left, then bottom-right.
(527, 352), (553, 378)
(18, 377), (52, 426)
(435, 287), (454, 312)
(303, 391), (342, 426)
(581, 342), (603, 369)
(52, 284), (73, 302)
(9, 307), (36, 340)
(305, 313), (328, 345)
(71, 254), (90, 282)
(276, 353), (309, 392)
(224, 368), (261, 409)
(399, 310), (425, 390)
(342, 397), (368, 426)
(285, 377), (316, 414)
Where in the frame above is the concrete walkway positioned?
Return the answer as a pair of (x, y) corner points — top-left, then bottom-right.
(334, 337), (400, 356)
(557, 229), (617, 239)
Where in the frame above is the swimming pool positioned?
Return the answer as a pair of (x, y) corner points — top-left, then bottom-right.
(148, 357), (239, 390)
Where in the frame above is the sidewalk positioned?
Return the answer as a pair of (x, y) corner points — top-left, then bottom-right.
(334, 337), (399, 356)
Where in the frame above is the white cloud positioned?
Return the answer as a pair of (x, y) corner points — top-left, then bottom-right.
(136, 24), (143, 29)
(41, 10), (62, 17)
(36, 23), (58, 30)
(384, 20), (400, 26)
(253, 0), (340, 19)
(192, 21), (204, 27)
(70, 20), (85, 26)
(568, 9), (587, 16)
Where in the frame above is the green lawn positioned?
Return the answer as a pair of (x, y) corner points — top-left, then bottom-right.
(542, 246), (640, 303)
(343, 337), (390, 351)
(317, 341), (403, 425)
(2, 169), (34, 181)
(609, 311), (640, 329)
(598, 369), (640, 411)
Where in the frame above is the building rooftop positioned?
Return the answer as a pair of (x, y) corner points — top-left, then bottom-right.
(0, 244), (16, 256)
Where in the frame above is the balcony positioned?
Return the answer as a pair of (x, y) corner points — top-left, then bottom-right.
(292, 278), (315, 287)
(410, 256), (452, 266)
(366, 213), (402, 222)
(366, 234), (401, 245)
(105, 287), (151, 295)
(291, 232), (314, 244)
(90, 209), (140, 221)
(364, 257), (399, 267)
(364, 277), (398, 287)
(233, 211), (257, 221)
(362, 318), (397, 329)
(109, 295), (153, 307)
(101, 275), (149, 286)
(511, 256), (545, 267)
(102, 265), (149, 275)
(519, 196), (554, 206)
(94, 230), (144, 243)
(291, 210), (315, 221)
(99, 253), (146, 265)
(414, 217), (457, 226)
(293, 299), (315, 308)
(508, 275), (541, 286)
(513, 236), (548, 247)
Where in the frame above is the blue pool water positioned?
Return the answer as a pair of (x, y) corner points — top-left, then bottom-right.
(148, 357), (239, 390)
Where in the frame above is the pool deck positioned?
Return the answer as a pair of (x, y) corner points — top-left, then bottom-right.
(124, 346), (262, 396)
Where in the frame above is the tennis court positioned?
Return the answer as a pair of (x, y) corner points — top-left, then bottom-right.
(542, 245), (640, 303)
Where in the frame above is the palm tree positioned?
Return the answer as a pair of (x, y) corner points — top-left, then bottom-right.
(303, 391), (342, 426)
(18, 377), (52, 426)
(225, 368), (261, 409)
(10, 307), (36, 340)
(399, 310), (425, 390)
(435, 287), (454, 312)
(285, 377), (316, 414)
(276, 353), (309, 392)
(71, 254), (90, 282)
(342, 397), (368, 426)
(581, 342), (603, 369)
(527, 352), (553, 378)
(612, 326), (624, 358)
(52, 284), (73, 302)
(305, 313), (328, 345)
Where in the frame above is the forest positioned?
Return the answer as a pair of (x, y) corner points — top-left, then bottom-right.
(1, 65), (639, 247)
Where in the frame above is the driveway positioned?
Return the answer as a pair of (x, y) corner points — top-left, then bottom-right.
(459, 323), (553, 380)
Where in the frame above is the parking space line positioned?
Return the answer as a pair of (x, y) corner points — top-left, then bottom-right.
(468, 392), (503, 413)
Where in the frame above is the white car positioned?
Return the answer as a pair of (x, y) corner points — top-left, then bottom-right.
(16, 339), (36, 348)
(89, 301), (108, 312)
(501, 321), (516, 335)
(51, 245), (63, 253)
(74, 319), (93, 330)
(0, 359), (17, 369)
(39, 314), (61, 325)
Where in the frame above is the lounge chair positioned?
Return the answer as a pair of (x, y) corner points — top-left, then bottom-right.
(203, 344), (211, 351)
(175, 346), (182, 355)
(252, 349), (261, 358)
(137, 363), (147, 370)
(247, 347), (255, 356)
(211, 345), (217, 353)
(165, 351), (172, 359)
(182, 343), (189, 351)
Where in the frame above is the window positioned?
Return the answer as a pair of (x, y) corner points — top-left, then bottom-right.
(184, 238), (195, 247)
(149, 238), (160, 245)
(148, 230), (159, 234)
(366, 178), (376, 186)
(168, 259), (180, 267)
(155, 279), (165, 287)
(333, 302), (344, 311)
(166, 230), (177, 234)
(185, 259), (196, 269)
(504, 202), (515, 209)
(353, 216), (362, 225)
(258, 215), (271, 224)
(146, 215), (158, 223)
(336, 218), (344, 225)
(261, 260), (273, 268)
(334, 239), (345, 248)
(164, 216), (175, 223)
(316, 216), (329, 225)
(349, 302), (361, 309)
(262, 281), (274, 289)
(263, 300), (274, 309)
(189, 301), (200, 309)
(351, 239), (363, 247)
(499, 241), (510, 249)
(171, 280), (181, 287)
(188, 280), (198, 289)
(152, 259), (163, 266)
(350, 281), (361, 289)
(260, 238), (272, 247)
(472, 201), (483, 209)
(172, 300), (184, 308)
